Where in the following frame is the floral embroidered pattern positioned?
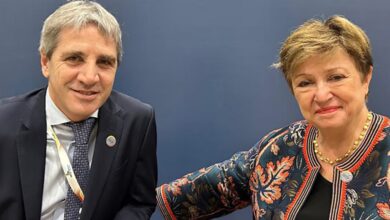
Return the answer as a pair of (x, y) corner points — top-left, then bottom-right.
(252, 201), (266, 220)
(345, 189), (359, 217)
(166, 176), (190, 196)
(218, 176), (248, 209)
(378, 131), (387, 142)
(156, 114), (389, 220)
(250, 156), (295, 204)
(288, 121), (306, 147)
(376, 177), (387, 187)
(376, 202), (390, 219)
(270, 143), (280, 155)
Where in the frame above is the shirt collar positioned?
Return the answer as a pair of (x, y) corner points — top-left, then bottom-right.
(45, 88), (99, 126)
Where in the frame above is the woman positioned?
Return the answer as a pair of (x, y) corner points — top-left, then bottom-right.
(156, 16), (389, 220)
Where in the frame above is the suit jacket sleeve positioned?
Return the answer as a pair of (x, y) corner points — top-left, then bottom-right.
(114, 109), (157, 219)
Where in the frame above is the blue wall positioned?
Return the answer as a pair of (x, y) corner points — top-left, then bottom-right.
(1, 1), (389, 219)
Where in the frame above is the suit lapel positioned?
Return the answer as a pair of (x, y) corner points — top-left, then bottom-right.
(83, 97), (123, 219)
(16, 90), (47, 220)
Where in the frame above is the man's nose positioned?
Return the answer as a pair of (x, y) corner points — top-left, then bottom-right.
(78, 62), (99, 85)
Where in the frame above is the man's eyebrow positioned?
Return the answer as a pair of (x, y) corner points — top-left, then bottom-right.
(60, 51), (84, 59)
(99, 55), (117, 63)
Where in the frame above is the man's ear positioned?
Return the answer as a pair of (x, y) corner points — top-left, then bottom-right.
(40, 50), (50, 78)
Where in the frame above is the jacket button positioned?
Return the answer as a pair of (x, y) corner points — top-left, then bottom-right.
(340, 170), (353, 183)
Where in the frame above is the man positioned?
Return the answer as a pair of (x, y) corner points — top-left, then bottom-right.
(0, 1), (157, 219)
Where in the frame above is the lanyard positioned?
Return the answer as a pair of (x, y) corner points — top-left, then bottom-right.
(48, 125), (85, 202)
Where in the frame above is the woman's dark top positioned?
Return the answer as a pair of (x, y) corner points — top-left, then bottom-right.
(296, 174), (332, 219)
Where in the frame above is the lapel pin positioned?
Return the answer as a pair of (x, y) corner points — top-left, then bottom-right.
(106, 135), (116, 147)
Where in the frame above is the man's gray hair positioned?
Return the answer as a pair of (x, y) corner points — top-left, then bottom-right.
(39, 0), (123, 64)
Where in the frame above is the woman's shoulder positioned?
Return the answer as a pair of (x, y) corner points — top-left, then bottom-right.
(373, 112), (389, 120)
(369, 112), (390, 137)
(377, 113), (389, 129)
(247, 120), (310, 164)
(371, 113), (390, 148)
(256, 120), (309, 148)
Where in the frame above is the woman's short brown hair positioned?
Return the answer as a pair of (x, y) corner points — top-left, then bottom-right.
(273, 15), (373, 90)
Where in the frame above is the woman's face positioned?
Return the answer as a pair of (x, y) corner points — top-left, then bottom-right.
(291, 48), (372, 131)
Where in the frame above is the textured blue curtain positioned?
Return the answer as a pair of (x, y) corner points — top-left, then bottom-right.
(1, 1), (389, 219)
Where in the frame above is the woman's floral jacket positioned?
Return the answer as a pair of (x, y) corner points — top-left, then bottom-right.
(157, 113), (389, 220)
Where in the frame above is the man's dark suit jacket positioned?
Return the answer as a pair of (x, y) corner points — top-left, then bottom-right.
(0, 88), (157, 220)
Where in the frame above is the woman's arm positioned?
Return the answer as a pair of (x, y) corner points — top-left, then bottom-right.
(156, 142), (262, 220)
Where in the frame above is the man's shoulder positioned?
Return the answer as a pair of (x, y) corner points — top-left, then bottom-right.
(0, 88), (45, 133)
(0, 88), (45, 114)
(107, 90), (154, 116)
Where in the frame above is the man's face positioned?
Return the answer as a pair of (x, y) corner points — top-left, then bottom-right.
(41, 24), (118, 122)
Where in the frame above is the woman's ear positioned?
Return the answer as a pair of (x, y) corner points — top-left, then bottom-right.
(363, 66), (373, 99)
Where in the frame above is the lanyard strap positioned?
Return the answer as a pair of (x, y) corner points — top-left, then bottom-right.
(48, 125), (85, 202)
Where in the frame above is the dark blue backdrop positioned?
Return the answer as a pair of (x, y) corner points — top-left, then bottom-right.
(1, 1), (389, 219)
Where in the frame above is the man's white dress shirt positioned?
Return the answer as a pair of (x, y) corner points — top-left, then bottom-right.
(41, 90), (98, 220)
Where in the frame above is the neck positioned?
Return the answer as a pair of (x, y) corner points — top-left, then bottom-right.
(316, 108), (370, 158)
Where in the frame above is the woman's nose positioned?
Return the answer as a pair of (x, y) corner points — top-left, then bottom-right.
(314, 83), (332, 103)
